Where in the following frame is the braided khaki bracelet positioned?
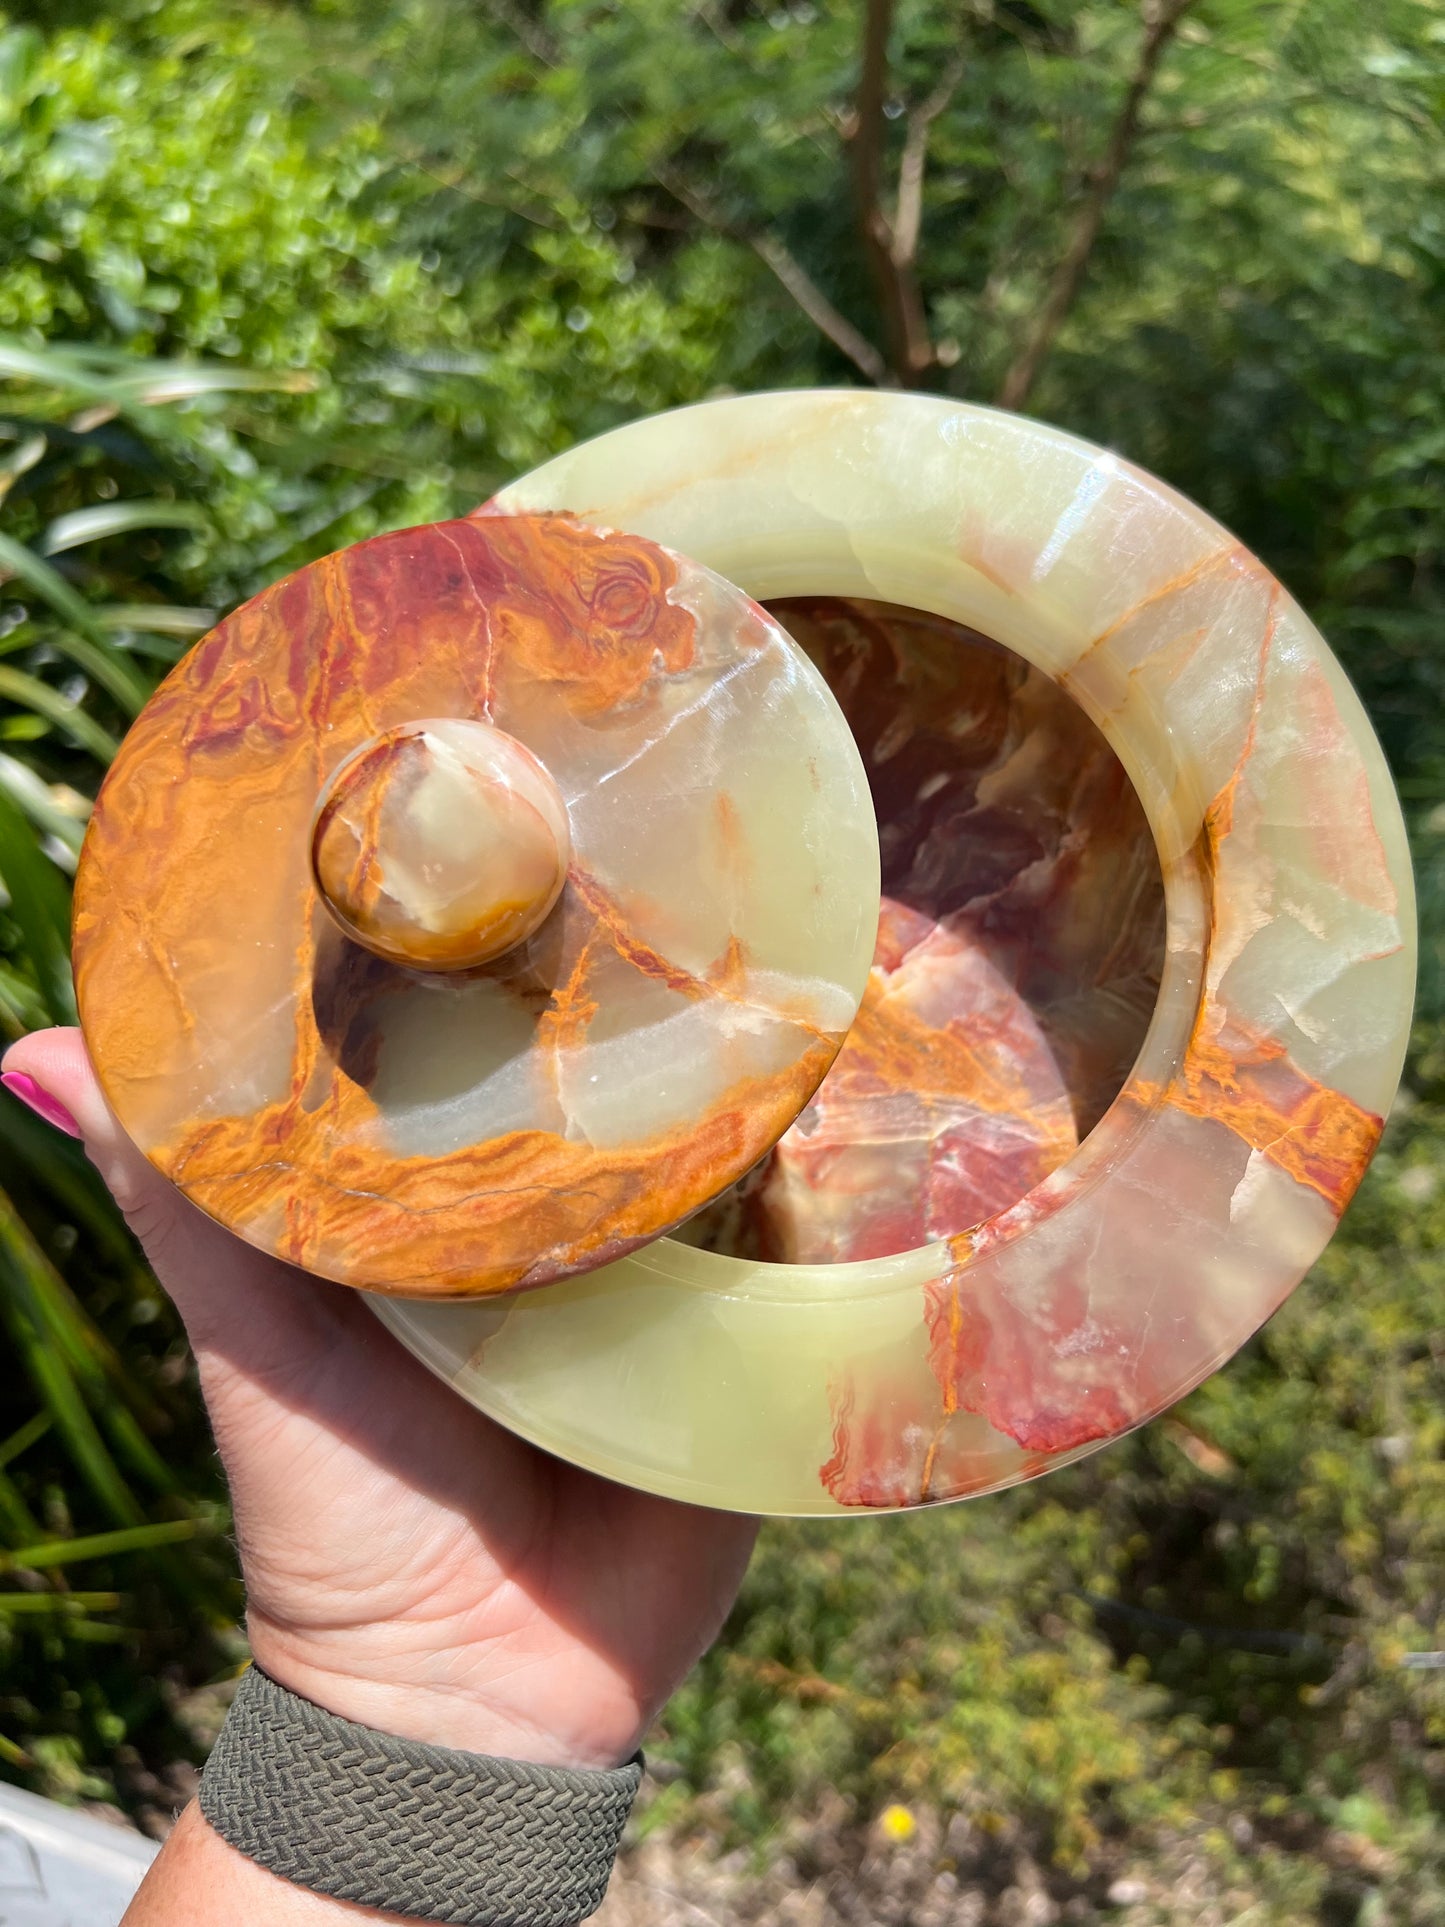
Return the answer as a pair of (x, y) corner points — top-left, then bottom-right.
(199, 1666), (642, 1925)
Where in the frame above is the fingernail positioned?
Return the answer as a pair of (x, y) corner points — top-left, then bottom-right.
(2, 1072), (82, 1138)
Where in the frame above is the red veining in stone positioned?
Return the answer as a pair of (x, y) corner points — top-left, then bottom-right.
(761, 899), (1078, 1264)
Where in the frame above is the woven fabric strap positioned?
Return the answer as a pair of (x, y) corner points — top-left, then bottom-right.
(198, 1665), (642, 1925)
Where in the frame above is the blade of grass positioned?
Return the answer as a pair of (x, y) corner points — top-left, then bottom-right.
(0, 1460), (42, 1543)
(107, 635), (186, 664)
(0, 1732), (34, 1768)
(0, 1243), (175, 1490)
(0, 1195), (217, 1624)
(41, 500), (209, 555)
(0, 752), (87, 860)
(120, 366), (317, 404)
(0, 665), (118, 760)
(0, 1116), (172, 1441)
(61, 1618), (133, 1643)
(2, 1518), (197, 1572)
(0, 1186), (144, 1527)
(0, 342), (137, 388)
(0, 1086), (160, 1294)
(0, 534), (149, 713)
(0, 1411), (49, 1469)
(0, 433), (45, 508)
(90, 1405), (179, 1501)
(0, 781), (74, 1023)
(0, 960), (53, 1035)
(0, 338), (314, 404)
(0, 1590), (123, 1612)
(95, 603), (215, 637)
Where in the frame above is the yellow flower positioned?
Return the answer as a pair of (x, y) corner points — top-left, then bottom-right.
(879, 1804), (917, 1844)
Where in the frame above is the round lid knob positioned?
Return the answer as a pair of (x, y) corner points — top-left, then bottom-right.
(311, 719), (570, 971)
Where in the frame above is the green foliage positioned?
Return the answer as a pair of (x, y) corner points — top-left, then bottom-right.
(661, 1505), (1202, 1870)
(0, 338), (266, 1796)
(0, 0), (1439, 1911)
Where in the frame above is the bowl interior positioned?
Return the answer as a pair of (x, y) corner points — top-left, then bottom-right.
(677, 596), (1167, 1267)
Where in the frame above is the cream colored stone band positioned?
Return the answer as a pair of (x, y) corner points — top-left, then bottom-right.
(375, 389), (1415, 1517)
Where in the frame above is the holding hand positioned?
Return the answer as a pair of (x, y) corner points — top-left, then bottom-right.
(4, 1026), (757, 1924)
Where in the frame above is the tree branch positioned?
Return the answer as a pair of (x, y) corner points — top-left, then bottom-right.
(851, 0), (892, 274)
(894, 55), (965, 268)
(847, 0), (962, 386)
(995, 0), (1195, 413)
(482, 0), (557, 65)
(749, 234), (890, 385)
(655, 171), (889, 385)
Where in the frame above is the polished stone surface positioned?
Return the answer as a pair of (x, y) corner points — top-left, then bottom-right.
(74, 513), (879, 1296)
(311, 718), (571, 971)
(374, 390), (1415, 1514)
(751, 899), (1080, 1264)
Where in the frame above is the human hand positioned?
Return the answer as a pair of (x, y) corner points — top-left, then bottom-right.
(3, 1027), (757, 1774)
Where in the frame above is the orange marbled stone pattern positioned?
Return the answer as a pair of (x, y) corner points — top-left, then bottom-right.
(760, 899), (1079, 1263)
(72, 515), (877, 1296)
(775, 597), (1167, 1139)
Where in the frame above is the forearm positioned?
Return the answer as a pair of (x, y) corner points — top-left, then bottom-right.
(123, 1803), (416, 1926)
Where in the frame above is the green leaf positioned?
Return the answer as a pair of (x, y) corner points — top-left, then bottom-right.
(0, 780), (74, 1024)
(0, 28), (43, 109)
(0, 1591), (122, 1614)
(41, 501), (210, 556)
(110, 635), (186, 664)
(0, 1188), (143, 1529)
(95, 603), (216, 637)
(0, 1083), (154, 1286)
(1, 1518), (197, 1572)
(0, 1412), (49, 1471)
(0, 434), (45, 507)
(119, 365), (318, 404)
(0, 959), (52, 1034)
(0, 667), (119, 761)
(57, 1617), (133, 1643)
(0, 1143), (173, 1468)
(0, 752), (88, 862)
(0, 533), (149, 713)
(0, 1461), (40, 1544)
(0, 338), (314, 409)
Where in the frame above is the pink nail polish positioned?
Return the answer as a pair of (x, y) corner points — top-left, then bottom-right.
(1, 1072), (82, 1138)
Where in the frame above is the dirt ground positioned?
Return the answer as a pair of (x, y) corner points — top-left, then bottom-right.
(591, 1800), (1251, 1927)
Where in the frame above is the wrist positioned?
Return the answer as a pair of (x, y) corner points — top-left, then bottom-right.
(245, 1613), (637, 1772)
